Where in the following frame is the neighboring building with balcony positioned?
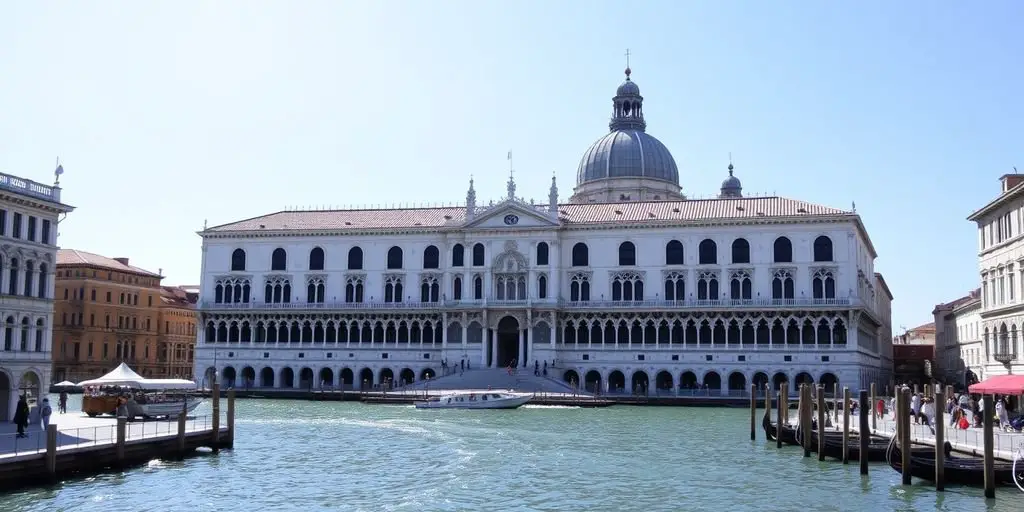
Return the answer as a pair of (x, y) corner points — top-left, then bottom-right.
(967, 173), (1024, 376)
(933, 289), (982, 389)
(53, 251), (165, 382)
(157, 285), (198, 379)
(194, 65), (891, 395)
(0, 168), (73, 422)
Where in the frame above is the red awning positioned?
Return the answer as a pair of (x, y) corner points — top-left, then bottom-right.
(968, 374), (1024, 395)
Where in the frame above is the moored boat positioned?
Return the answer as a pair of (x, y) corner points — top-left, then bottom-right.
(78, 363), (202, 420)
(414, 391), (531, 409)
(885, 434), (1022, 487)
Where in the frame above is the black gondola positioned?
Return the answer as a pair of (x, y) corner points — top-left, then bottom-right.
(762, 414), (799, 446)
(885, 434), (1024, 487)
(794, 424), (891, 462)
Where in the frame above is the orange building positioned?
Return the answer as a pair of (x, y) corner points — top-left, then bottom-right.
(52, 250), (197, 382)
(157, 284), (198, 379)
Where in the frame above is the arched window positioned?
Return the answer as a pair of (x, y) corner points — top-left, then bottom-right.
(618, 242), (636, 266)
(271, 248), (287, 271)
(731, 239), (750, 264)
(387, 246), (403, 269)
(538, 275), (548, 299)
(472, 243), (485, 266)
(473, 276), (483, 300)
(35, 318), (44, 352)
(231, 249), (246, 271)
(8, 258), (18, 295)
(773, 237), (792, 263)
(665, 240), (684, 265)
(452, 244), (465, 267)
(347, 247), (363, 270)
(571, 243), (589, 267)
(24, 261), (34, 296)
(536, 242), (549, 266)
(423, 245), (440, 269)
(813, 236), (833, 262)
(308, 247), (325, 271)
(37, 263), (47, 298)
(452, 277), (463, 300)
(698, 239), (717, 265)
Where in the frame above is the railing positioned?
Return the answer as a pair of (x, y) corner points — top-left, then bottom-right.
(200, 297), (856, 311)
(0, 171), (61, 203)
(0, 415), (215, 458)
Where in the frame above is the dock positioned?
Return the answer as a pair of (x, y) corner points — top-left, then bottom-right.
(853, 415), (1023, 462)
(0, 386), (236, 491)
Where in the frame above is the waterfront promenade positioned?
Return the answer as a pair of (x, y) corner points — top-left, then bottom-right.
(0, 412), (220, 461)
(851, 414), (1024, 461)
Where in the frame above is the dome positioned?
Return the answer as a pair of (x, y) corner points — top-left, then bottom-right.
(719, 163), (743, 198)
(576, 129), (679, 185)
(617, 79), (640, 96)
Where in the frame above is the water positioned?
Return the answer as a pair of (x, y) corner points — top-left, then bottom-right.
(0, 396), (1018, 511)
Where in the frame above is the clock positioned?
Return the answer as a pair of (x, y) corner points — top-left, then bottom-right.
(503, 215), (519, 225)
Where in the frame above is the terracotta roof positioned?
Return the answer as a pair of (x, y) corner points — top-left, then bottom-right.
(57, 249), (161, 277)
(206, 196), (853, 233)
(909, 322), (936, 333)
(932, 289), (981, 315)
(160, 286), (198, 308)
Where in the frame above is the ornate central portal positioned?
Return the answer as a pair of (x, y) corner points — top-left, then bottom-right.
(496, 316), (521, 368)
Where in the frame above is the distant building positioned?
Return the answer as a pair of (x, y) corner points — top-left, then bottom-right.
(893, 322), (936, 386)
(0, 169), (73, 422)
(874, 273), (894, 384)
(932, 289), (982, 389)
(966, 172), (1024, 377)
(52, 251), (195, 381)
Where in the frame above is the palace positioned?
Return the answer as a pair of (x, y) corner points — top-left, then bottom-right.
(194, 66), (893, 395)
(0, 168), (73, 422)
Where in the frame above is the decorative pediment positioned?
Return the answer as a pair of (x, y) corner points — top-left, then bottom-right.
(462, 200), (559, 230)
(493, 240), (529, 272)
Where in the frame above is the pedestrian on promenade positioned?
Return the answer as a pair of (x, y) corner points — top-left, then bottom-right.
(39, 398), (53, 430)
(13, 395), (30, 438)
(59, 391), (68, 414)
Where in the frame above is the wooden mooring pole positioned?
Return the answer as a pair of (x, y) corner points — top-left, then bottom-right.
(934, 388), (945, 491)
(227, 388), (236, 447)
(116, 416), (127, 465)
(858, 389), (869, 475)
(816, 385), (826, 461)
(776, 381), (785, 449)
(982, 394), (995, 499)
(900, 388), (911, 485)
(45, 424), (57, 478)
(801, 385), (812, 458)
(211, 382), (221, 451)
(750, 383), (757, 441)
(841, 387), (850, 464)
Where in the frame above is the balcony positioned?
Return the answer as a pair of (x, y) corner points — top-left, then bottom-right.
(993, 351), (1017, 364)
(0, 171), (62, 203)
(199, 297), (856, 312)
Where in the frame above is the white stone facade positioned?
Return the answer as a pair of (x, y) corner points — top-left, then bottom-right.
(193, 188), (890, 395)
(0, 170), (73, 421)
(934, 293), (982, 387)
(967, 174), (1024, 377)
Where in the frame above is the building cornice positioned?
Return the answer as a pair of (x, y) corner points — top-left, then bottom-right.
(967, 181), (1024, 222)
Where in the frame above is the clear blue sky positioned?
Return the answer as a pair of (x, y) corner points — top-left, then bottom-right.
(1, 2), (1020, 332)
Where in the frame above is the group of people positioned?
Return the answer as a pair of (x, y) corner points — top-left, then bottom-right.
(10, 391), (69, 437)
(884, 386), (1019, 432)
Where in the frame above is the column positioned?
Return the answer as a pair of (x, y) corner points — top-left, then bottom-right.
(518, 329), (526, 367)
(491, 330), (498, 368)
(549, 321), (556, 347)
(526, 328), (534, 368)
(441, 312), (448, 354)
(482, 329), (491, 367)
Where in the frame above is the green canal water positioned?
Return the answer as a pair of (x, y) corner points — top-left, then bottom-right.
(0, 395), (1018, 511)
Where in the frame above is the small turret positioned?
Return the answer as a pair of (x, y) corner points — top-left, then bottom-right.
(548, 174), (559, 214)
(466, 177), (477, 219)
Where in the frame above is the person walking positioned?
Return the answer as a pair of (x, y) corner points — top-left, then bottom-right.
(39, 398), (53, 430)
(13, 395), (30, 438)
(59, 391), (68, 414)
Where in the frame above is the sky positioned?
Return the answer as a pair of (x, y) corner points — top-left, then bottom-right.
(0, 1), (1021, 331)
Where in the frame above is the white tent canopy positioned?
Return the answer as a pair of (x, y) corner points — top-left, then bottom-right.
(77, 363), (197, 390)
(53, 381), (78, 387)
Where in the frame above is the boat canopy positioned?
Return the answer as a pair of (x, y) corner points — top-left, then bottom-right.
(77, 363), (197, 390)
(968, 374), (1024, 396)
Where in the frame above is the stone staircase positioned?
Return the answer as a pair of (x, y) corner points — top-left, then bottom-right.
(402, 368), (583, 394)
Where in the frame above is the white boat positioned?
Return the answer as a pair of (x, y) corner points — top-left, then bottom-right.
(126, 395), (203, 420)
(414, 391), (532, 409)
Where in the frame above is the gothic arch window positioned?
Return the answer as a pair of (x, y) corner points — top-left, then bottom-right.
(271, 248), (287, 271)
(451, 244), (465, 267)
(348, 247), (363, 270)
(571, 243), (589, 267)
(423, 245), (440, 269)
(420, 276), (440, 303)
(308, 247), (325, 271)
(387, 247), (404, 269)
(24, 261), (34, 296)
(452, 276), (463, 300)
(772, 270), (795, 300)
(536, 242), (549, 266)
(813, 236), (834, 262)
(611, 272), (644, 301)
(306, 277), (325, 303)
(665, 240), (684, 265)
(697, 271), (719, 301)
(384, 275), (404, 303)
(773, 237), (792, 263)
(472, 243), (485, 267)
(618, 242), (636, 266)
(698, 239), (717, 265)
(729, 270), (752, 300)
(569, 274), (591, 301)
(37, 263), (47, 298)
(264, 277), (291, 304)
(664, 272), (685, 301)
(345, 276), (364, 303)
(231, 249), (246, 271)
(3, 316), (12, 351)
(473, 276), (483, 300)
(8, 258), (18, 295)
(538, 274), (547, 299)
(812, 269), (836, 300)
(35, 318), (44, 352)
(731, 239), (750, 264)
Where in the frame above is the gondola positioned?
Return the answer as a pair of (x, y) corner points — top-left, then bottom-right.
(796, 425), (891, 462)
(885, 434), (1024, 487)
(762, 414), (799, 446)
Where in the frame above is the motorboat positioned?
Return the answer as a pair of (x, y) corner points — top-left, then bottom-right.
(78, 363), (203, 420)
(414, 391), (532, 409)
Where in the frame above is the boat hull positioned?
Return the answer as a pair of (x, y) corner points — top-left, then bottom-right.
(415, 395), (532, 410)
(127, 397), (204, 419)
(885, 435), (1022, 487)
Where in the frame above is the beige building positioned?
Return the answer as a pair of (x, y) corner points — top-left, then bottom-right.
(966, 173), (1024, 377)
(157, 285), (198, 379)
(874, 273), (894, 384)
(933, 289), (982, 388)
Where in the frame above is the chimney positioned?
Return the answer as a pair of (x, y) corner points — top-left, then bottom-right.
(113, 257), (129, 266)
(1000, 173), (1024, 193)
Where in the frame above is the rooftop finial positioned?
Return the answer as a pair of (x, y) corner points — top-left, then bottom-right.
(624, 48), (631, 78)
(54, 157), (64, 186)
(728, 152), (734, 176)
(506, 151), (516, 199)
